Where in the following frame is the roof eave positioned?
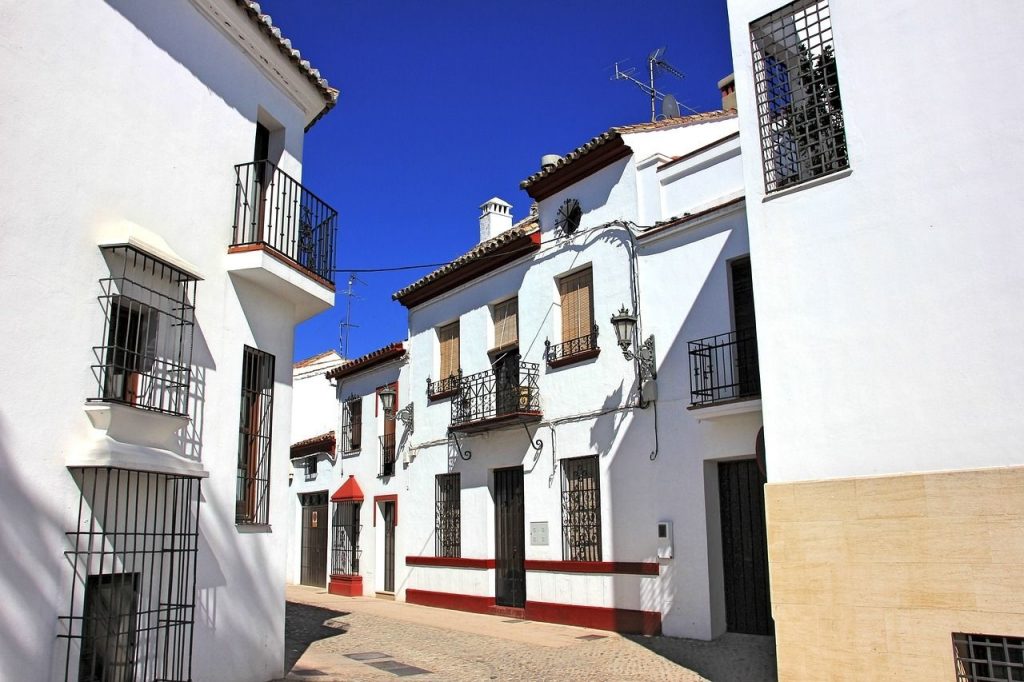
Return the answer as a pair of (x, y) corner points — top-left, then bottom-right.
(521, 136), (632, 201)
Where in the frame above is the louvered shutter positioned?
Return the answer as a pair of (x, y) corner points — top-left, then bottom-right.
(439, 322), (460, 380)
(559, 268), (593, 342)
(493, 298), (518, 350)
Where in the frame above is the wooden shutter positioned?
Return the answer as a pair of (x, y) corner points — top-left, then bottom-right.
(559, 268), (593, 342)
(493, 298), (518, 350)
(439, 322), (460, 380)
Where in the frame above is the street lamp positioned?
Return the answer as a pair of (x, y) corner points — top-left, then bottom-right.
(378, 385), (396, 418)
(611, 304), (657, 388)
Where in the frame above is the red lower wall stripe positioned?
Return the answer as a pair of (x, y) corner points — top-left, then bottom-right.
(405, 556), (659, 575)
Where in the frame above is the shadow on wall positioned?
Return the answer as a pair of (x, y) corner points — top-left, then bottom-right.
(176, 321), (216, 463)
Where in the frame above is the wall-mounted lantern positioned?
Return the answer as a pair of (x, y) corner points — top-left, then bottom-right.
(610, 305), (657, 405)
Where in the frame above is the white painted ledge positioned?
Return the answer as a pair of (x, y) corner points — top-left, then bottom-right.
(688, 398), (762, 420)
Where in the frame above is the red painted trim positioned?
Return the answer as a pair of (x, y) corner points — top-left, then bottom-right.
(526, 600), (661, 636)
(328, 574), (363, 597)
(524, 560), (660, 576)
(331, 475), (365, 502)
(227, 242), (336, 291)
(406, 589), (494, 614)
(406, 556), (496, 569)
(373, 494), (398, 527)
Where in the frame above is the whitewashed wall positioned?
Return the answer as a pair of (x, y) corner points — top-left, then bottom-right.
(725, 0), (1024, 482)
(0, 1), (328, 680)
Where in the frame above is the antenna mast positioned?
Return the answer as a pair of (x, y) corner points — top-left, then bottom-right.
(338, 272), (364, 358)
(612, 48), (696, 121)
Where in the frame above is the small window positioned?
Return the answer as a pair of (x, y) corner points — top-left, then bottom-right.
(560, 455), (601, 561)
(435, 473), (461, 558)
(303, 456), (317, 481)
(492, 298), (519, 352)
(953, 633), (1024, 681)
(438, 321), (460, 381)
(236, 346), (275, 525)
(750, 0), (848, 192)
(342, 397), (362, 452)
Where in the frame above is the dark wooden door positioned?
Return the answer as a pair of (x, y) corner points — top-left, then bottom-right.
(493, 350), (520, 417)
(730, 257), (760, 398)
(718, 459), (773, 635)
(300, 493), (328, 587)
(382, 501), (396, 592)
(252, 122), (271, 243)
(494, 466), (525, 608)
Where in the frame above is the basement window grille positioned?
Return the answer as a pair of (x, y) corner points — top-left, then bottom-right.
(953, 633), (1024, 682)
(750, 0), (848, 192)
(90, 245), (197, 416)
(331, 502), (361, 575)
(435, 473), (461, 558)
(236, 346), (275, 525)
(59, 467), (201, 682)
(560, 455), (602, 562)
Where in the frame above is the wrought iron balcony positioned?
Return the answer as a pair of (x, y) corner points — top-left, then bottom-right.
(687, 328), (760, 407)
(379, 432), (396, 477)
(544, 326), (600, 368)
(449, 359), (541, 433)
(427, 373), (460, 401)
(232, 160), (338, 285)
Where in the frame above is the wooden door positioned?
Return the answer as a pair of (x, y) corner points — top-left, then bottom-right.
(300, 493), (328, 587)
(493, 350), (520, 417)
(382, 501), (396, 592)
(494, 466), (525, 608)
(718, 459), (773, 635)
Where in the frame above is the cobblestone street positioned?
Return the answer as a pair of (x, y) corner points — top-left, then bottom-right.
(279, 586), (777, 681)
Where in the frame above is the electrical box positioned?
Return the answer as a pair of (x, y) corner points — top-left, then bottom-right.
(530, 521), (549, 546)
(657, 520), (674, 559)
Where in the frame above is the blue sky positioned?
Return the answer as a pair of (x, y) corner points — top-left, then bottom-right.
(264, 0), (735, 361)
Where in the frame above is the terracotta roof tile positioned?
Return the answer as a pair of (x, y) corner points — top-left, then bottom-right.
(293, 349), (342, 368)
(290, 431), (335, 458)
(326, 342), (406, 380)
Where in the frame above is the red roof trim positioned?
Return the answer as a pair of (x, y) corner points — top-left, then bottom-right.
(290, 431), (336, 459)
(331, 475), (365, 502)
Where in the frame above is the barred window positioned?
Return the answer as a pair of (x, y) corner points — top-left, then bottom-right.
(91, 245), (197, 416)
(332, 502), (361, 575)
(435, 473), (461, 558)
(342, 397), (362, 452)
(953, 633), (1024, 682)
(750, 0), (848, 192)
(438, 322), (460, 381)
(561, 456), (601, 561)
(236, 346), (275, 525)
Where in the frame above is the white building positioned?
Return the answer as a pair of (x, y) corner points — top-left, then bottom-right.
(724, 0), (1024, 679)
(0, 1), (339, 680)
(364, 89), (770, 639)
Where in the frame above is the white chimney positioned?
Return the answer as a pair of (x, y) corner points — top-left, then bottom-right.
(479, 197), (513, 242)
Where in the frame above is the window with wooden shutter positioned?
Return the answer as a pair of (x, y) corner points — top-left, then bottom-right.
(559, 267), (593, 342)
(492, 298), (518, 351)
(438, 322), (460, 380)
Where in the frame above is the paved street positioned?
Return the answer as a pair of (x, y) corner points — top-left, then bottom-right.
(279, 586), (777, 681)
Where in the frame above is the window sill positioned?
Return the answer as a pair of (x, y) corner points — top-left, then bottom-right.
(341, 448), (361, 458)
(763, 167), (852, 202)
(236, 523), (272, 533)
(427, 389), (458, 402)
(546, 348), (600, 369)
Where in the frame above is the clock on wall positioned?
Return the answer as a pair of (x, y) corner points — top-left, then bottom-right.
(555, 197), (582, 236)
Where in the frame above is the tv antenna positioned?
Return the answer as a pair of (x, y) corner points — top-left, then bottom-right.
(612, 47), (699, 121)
(338, 272), (365, 358)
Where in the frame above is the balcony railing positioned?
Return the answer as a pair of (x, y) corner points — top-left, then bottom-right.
(379, 432), (396, 477)
(544, 326), (599, 368)
(232, 160), (338, 284)
(687, 328), (760, 407)
(450, 360), (541, 432)
(427, 373), (460, 400)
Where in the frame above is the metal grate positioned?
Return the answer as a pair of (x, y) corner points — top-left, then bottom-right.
(954, 633), (1024, 682)
(59, 467), (201, 682)
(561, 456), (602, 562)
(435, 473), (461, 558)
(379, 433), (396, 477)
(544, 326), (599, 366)
(750, 0), (848, 192)
(303, 456), (317, 481)
(427, 373), (460, 400)
(236, 346), (275, 525)
(687, 328), (761, 406)
(331, 502), (361, 576)
(90, 246), (197, 417)
(342, 397), (362, 452)
(232, 160), (338, 284)
(450, 358), (540, 429)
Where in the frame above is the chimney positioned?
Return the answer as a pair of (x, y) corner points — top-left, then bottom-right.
(479, 197), (513, 242)
(540, 154), (561, 171)
(717, 73), (736, 111)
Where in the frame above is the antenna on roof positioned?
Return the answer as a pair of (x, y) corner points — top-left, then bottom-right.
(338, 272), (365, 358)
(612, 48), (698, 121)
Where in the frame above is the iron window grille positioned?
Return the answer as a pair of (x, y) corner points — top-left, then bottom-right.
(561, 456), (602, 562)
(545, 325), (599, 366)
(687, 328), (761, 406)
(427, 373), (460, 400)
(90, 245), (197, 417)
(236, 346), (275, 525)
(331, 502), (361, 576)
(953, 633), (1024, 682)
(303, 456), (317, 481)
(435, 473), (461, 558)
(232, 160), (338, 284)
(379, 433), (396, 477)
(450, 358), (541, 428)
(59, 467), (201, 682)
(342, 397), (362, 452)
(750, 0), (848, 192)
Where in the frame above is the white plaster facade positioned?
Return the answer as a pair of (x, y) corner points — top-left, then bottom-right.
(0, 1), (338, 680)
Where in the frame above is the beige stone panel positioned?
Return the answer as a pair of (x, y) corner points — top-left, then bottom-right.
(770, 561), (833, 606)
(823, 605), (889, 655)
(985, 517), (1024, 564)
(764, 483), (799, 522)
(772, 603), (824, 649)
(899, 563), (978, 610)
(918, 518), (994, 565)
(844, 517), (928, 563)
(855, 474), (928, 519)
(769, 520), (848, 564)
(999, 467), (1024, 515)
(884, 651), (952, 682)
(830, 562), (909, 608)
(924, 467), (1023, 518)
(968, 563), (1024, 614)
(789, 479), (858, 522)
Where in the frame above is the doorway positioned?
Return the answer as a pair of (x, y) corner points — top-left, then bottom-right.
(300, 492), (328, 587)
(494, 466), (525, 608)
(382, 501), (396, 593)
(718, 459), (773, 635)
(730, 257), (760, 398)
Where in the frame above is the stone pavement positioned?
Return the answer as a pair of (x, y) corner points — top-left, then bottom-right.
(278, 585), (777, 681)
